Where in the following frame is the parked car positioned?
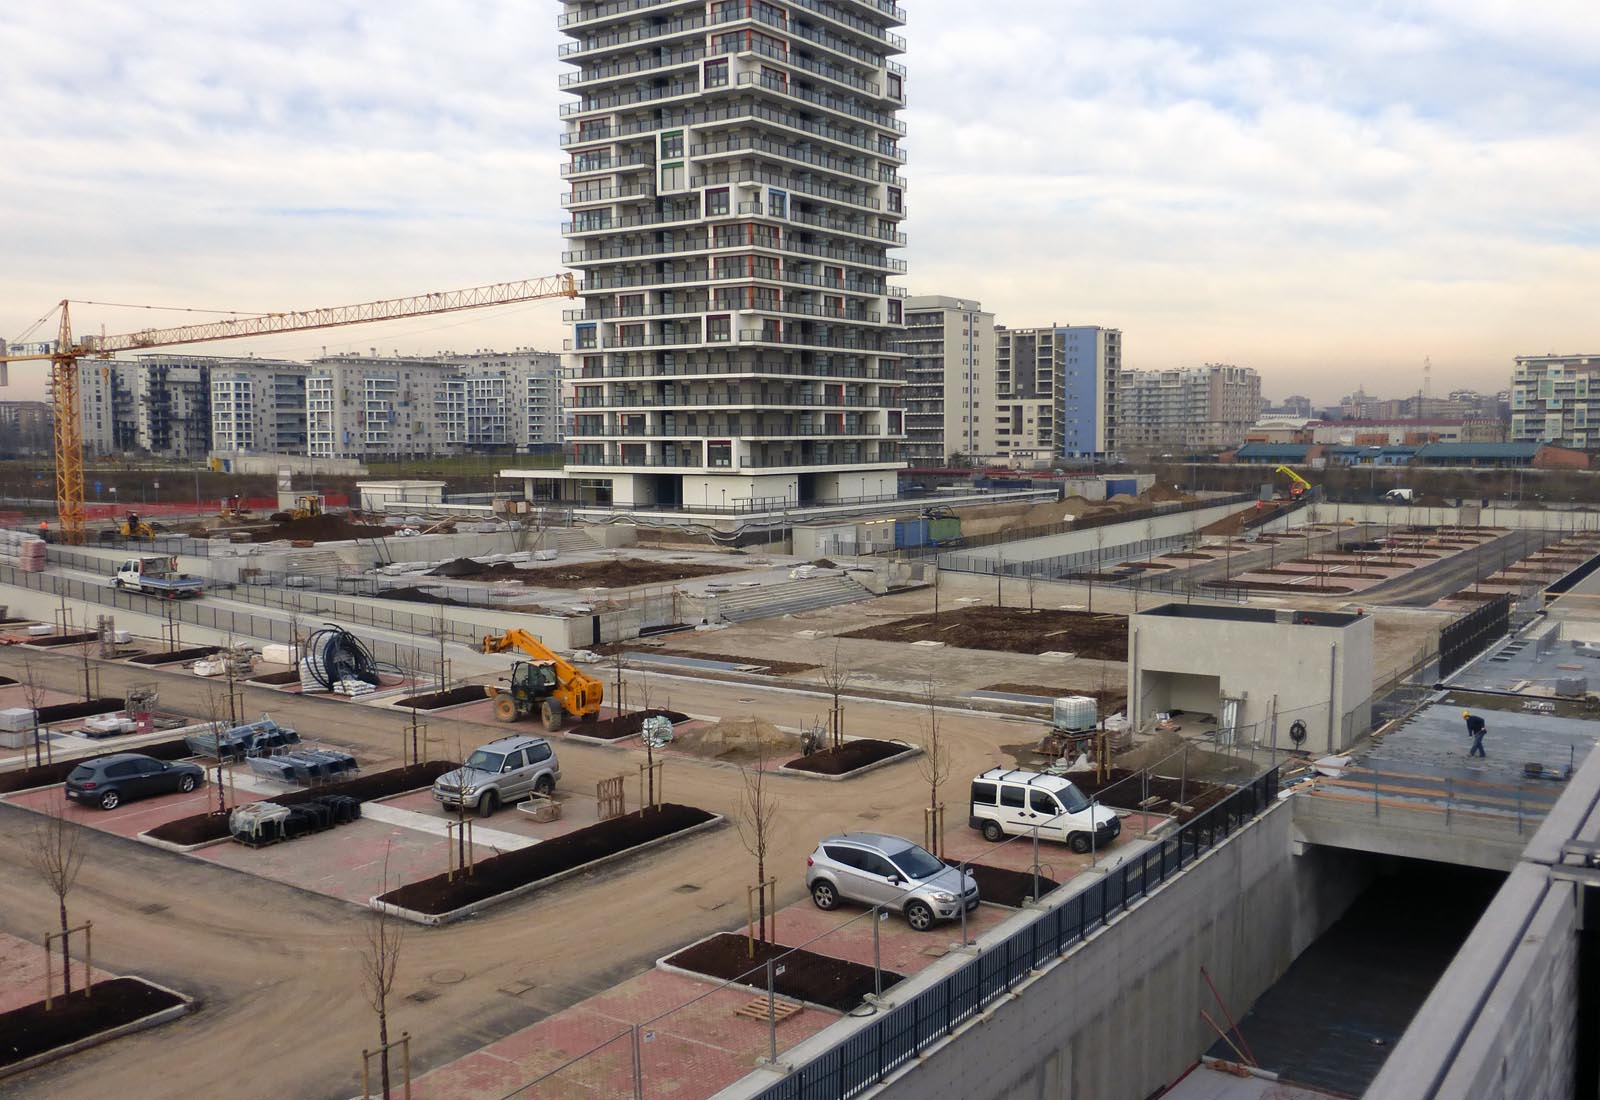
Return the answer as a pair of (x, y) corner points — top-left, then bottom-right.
(968, 768), (1121, 853)
(432, 735), (560, 817)
(805, 832), (978, 931)
(64, 753), (205, 811)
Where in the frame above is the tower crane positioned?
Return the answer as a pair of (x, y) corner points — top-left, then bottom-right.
(0, 275), (577, 543)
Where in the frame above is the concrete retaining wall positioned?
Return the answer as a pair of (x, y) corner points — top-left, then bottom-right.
(946, 501), (1253, 567)
(1305, 501), (1595, 532)
(863, 803), (1373, 1100)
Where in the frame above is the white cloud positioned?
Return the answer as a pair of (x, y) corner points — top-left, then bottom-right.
(1, 1), (1597, 402)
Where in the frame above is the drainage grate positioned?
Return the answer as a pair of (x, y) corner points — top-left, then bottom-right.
(137, 902), (169, 916)
(675, 883), (702, 894)
(406, 989), (438, 1004)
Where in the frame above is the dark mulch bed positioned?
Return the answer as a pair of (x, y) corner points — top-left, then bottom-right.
(35, 698), (124, 724)
(26, 631), (99, 648)
(1212, 580), (1355, 594)
(0, 675), (16, 686)
(393, 685), (488, 710)
(1446, 589), (1516, 602)
(1251, 567), (1392, 579)
(842, 606), (1127, 661)
(248, 670), (302, 685)
(0, 977), (183, 1068)
(785, 739), (913, 775)
(665, 932), (903, 1013)
(379, 803), (715, 915)
(0, 739), (194, 794)
(1121, 561), (1174, 571)
(961, 862), (1060, 907)
(1162, 551), (1214, 560)
(568, 708), (690, 741)
(145, 761), (458, 846)
(127, 645), (219, 666)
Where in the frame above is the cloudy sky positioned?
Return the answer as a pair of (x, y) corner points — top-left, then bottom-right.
(3, 1), (1597, 403)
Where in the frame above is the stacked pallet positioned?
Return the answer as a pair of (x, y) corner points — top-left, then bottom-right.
(0, 531), (46, 572)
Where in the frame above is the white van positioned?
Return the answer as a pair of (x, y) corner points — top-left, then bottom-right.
(968, 768), (1121, 853)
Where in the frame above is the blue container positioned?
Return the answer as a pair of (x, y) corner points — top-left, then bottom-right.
(1106, 478), (1139, 499)
(894, 518), (930, 548)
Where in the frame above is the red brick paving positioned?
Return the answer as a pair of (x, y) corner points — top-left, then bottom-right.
(0, 932), (116, 1014)
(3, 781), (266, 840)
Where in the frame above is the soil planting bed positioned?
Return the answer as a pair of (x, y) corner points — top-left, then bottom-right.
(785, 739), (913, 775)
(376, 586), (476, 607)
(145, 761), (458, 846)
(1162, 552), (1214, 560)
(983, 685), (1128, 714)
(665, 932), (903, 1012)
(568, 708), (691, 740)
(394, 685), (488, 710)
(1072, 768), (1228, 823)
(1121, 561), (1174, 571)
(0, 978), (183, 1068)
(0, 738), (195, 794)
(378, 803), (716, 915)
(431, 557), (739, 589)
(842, 606), (1128, 660)
(0, 675), (15, 686)
(962, 862), (1060, 907)
(1212, 580), (1354, 594)
(1252, 568), (1391, 579)
(631, 649), (820, 675)
(35, 698), (125, 724)
(26, 632), (98, 648)
(248, 670), (302, 685)
(249, 514), (395, 543)
(128, 646), (218, 666)
(1445, 589), (1515, 602)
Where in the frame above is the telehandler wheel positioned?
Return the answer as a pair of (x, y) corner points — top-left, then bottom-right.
(493, 694), (520, 723)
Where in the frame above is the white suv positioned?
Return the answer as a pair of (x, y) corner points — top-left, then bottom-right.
(968, 768), (1121, 853)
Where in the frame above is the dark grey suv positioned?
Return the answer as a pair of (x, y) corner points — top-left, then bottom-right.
(65, 753), (205, 810)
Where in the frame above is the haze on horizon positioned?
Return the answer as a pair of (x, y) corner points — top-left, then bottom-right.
(3, 1), (1597, 405)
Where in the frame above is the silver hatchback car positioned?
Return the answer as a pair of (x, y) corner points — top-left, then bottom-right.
(805, 833), (979, 931)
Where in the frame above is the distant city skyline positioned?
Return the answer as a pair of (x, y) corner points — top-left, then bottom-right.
(4, 2), (1596, 402)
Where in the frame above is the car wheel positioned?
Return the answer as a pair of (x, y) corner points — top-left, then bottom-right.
(178, 774), (197, 793)
(99, 790), (121, 811)
(810, 880), (838, 911)
(905, 900), (935, 932)
(477, 791), (498, 818)
(534, 774), (555, 797)
(1069, 833), (1092, 854)
(981, 820), (1004, 842)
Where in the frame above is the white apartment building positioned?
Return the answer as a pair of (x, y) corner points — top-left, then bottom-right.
(1120, 364), (1261, 452)
(73, 360), (122, 456)
(992, 326), (1059, 467)
(210, 358), (310, 454)
(439, 349), (564, 450)
(1511, 353), (1600, 449)
(901, 295), (994, 465)
(548, 0), (909, 513)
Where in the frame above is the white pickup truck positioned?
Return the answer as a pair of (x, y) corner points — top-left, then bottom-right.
(112, 556), (205, 599)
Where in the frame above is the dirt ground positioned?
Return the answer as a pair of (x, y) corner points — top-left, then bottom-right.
(843, 606), (1128, 661)
(430, 557), (740, 589)
(243, 513), (396, 543)
(628, 649), (821, 675)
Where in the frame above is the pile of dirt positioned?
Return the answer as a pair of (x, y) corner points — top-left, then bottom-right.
(249, 513), (394, 543)
(378, 803), (716, 915)
(963, 863), (1060, 907)
(810, 558), (839, 569)
(665, 933), (903, 1013)
(512, 558), (740, 589)
(675, 716), (800, 762)
(0, 978), (185, 1068)
(569, 708), (691, 741)
(843, 606), (1128, 661)
(1143, 482), (1191, 504)
(785, 739), (913, 775)
(145, 761), (458, 846)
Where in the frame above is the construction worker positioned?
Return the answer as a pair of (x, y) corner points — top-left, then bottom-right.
(1462, 710), (1487, 758)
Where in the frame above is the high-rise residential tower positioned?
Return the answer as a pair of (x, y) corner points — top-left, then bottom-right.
(901, 295), (995, 465)
(555, 0), (909, 512)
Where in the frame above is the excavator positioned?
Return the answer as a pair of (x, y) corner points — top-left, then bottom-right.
(118, 512), (155, 538)
(480, 629), (604, 731)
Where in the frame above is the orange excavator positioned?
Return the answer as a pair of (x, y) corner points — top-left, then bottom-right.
(480, 629), (604, 730)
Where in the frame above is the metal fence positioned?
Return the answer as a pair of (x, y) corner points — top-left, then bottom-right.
(1439, 594), (1512, 678)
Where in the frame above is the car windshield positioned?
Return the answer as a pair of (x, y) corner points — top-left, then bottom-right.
(889, 844), (946, 880)
(1057, 782), (1090, 813)
(464, 750), (505, 773)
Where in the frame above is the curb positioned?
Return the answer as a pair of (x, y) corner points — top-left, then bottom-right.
(778, 744), (920, 782)
(371, 811), (726, 926)
(0, 976), (194, 1082)
(653, 931), (877, 1017)
(135, 830), (234, 855)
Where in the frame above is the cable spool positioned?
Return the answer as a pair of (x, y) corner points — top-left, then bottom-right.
(1289, 720), (1308, 746)
(301, 625), (383, 691)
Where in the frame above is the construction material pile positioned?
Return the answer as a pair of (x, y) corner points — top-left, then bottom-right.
(299, 626), (383, 692)
(228, 794), (361, 846)
(0, 531), (46, 572)
(185, 716), (300, 761)
(672, 716), (795, 762)
(245, 750), (359, 787)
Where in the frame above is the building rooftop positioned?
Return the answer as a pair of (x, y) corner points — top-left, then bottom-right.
(1140, 603), (1364, 628)
(1412, 442), (1542, 460)
(1232, 443), (1314, 460)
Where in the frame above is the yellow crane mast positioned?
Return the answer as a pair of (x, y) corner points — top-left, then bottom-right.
(0, 275), (578, 543)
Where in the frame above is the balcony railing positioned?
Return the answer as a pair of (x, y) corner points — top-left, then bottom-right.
(560, 80), (700, 117)
(691, 134), (884, 188)
(558, 13), (706, 56)
(690, 100), (903, 161)
(692, 165), (880, 209)
(573, 360), (903, 382)
(734, 71), (906, 133)
(559, 45), (705, 87)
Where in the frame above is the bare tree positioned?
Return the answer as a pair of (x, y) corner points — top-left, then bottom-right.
(637, 671), (659, 806)
(357, 845), (406, 1100)
(610, 647), (628, 718)
(28, 793), (87, 997)
(200, 683), (233, 817)
(915, 678), (953, 858)
(735, 745), (781, 945)
(18, 651), (50, 768)
(1026, 571), (1039, 612)
(820, 642), (853, 751)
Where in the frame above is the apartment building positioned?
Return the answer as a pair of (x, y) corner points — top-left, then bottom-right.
(211, 358), (311, 454)
(1511, 353), (1600, 449)
(0, 401), (51, 454)
(1059, 325), (1120, 460)
(72, 360), (124, 456)
(439, 349), (564, 450)
(900, 295), (994, 465)
(1120, 364), (1262, 452)
(992, 325), (1059, 467)
(554, 0), (909, 512)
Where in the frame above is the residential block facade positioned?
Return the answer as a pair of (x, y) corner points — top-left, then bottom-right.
(901, 295), (994, 465)
(556, 0), (909, 511)
(1511, 353), (1600, 449)
(1120, 364), (1261, 452)
(211, 359), (311, 455)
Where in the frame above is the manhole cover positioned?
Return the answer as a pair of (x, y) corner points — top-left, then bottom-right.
(137, 902), (169, 915)
(406, 989), (439, 1004)
(429, 968), (466, 986)
(857, 811), (880, 821)
(675, 883), (702, 894)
